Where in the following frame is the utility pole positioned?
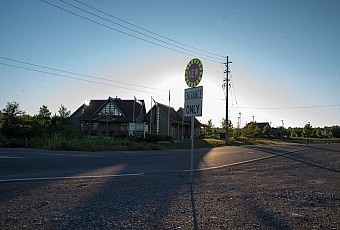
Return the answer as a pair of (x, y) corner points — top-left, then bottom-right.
(223, 56), (232, 145)
(239, 112), (241, 128)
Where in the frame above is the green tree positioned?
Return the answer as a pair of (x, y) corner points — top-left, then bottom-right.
(2, 101), (24, 136)
(207, 119), (213, 135)
(35, 105), (52, 129)
(315, 127), (323, 138)
(0, 110), (3, 130)
(51, 104), (72, 131)
(221, 118), (226, 129)
(243, 121), (259, 138)
(262, 124), (271, 137)
(38, 105), (51, 120)
(220, 118), (235, 138)
(289, 128), (298, 138)
(303, 123), (313, 144)
(58, 104), (71, 118)
(330, 126), (339, 138)
(303, 123), (313, 138)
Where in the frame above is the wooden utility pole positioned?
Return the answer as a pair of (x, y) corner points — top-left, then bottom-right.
(224, 56), (232, 145)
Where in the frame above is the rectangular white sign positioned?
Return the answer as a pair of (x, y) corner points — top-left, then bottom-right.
(184, 86), (203, 117)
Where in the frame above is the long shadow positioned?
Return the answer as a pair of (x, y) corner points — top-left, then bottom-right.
(244, 145), (340, 173)
(298, 143), (340, 153)
(247, 201), (289, 229)
(46, 149), (209, 228)
(6, 144), (336, 228)
(190, 183), (199, 230)
(0, 147), (210, 229)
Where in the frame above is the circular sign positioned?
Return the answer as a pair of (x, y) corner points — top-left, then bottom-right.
(185, 58), (203, 88)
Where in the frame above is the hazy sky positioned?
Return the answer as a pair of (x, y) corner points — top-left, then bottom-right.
(1, 0), (339, 128)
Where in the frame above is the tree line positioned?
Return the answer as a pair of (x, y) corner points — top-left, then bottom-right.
(205, 118), (340, 139)
(1, 101), (339, 148)
(0, 101), (71, 147)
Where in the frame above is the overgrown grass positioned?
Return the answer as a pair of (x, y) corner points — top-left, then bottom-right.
(2, 131), (339, 151)
(28, 132), (159, 151)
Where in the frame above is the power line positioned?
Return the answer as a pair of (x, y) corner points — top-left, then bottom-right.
(72, 0), (226, 60)
(58, 0), (224, 62)
(38, 0), (225, 64)
(229, 72), (239, 113)
(236, 104), (340, 110)
(0, 62), (162, 95)
(0, 56), (161, 91)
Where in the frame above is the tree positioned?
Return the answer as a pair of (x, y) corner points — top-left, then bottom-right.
(330, 125), (340, 138)
(243, 121), (259, 138)
(51, 104), (72, 131)
(289, 128), (298, 138)
(58, 104), (71, 118)
(303, 123), (313, 138)
(38, 105), (51, 119)
(36, 105), (51, 127)
(262, 124), (271, 137)
(221, 118), (226, 129)
(206, 119), (213, 135)
(2, 101), (24, 136)
(303, 123), (313, 144)
(315, 127), (323, 138)
(0, 110), (3, 130)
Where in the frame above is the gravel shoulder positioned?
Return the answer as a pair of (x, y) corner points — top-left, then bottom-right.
(0, 145), (339, 229)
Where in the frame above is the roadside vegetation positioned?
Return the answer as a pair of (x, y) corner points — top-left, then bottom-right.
(0, 101), (339, 151)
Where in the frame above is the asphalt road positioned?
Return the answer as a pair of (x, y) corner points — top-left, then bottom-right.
(0, 144), (325, 182)
(0, 144), (339, 229)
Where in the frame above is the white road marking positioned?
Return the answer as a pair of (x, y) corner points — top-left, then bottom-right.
(45, 153), (102, 158)
(0, 148), (310, 183)
(0, 173), (145, 183)
(0, 155), (25, 159)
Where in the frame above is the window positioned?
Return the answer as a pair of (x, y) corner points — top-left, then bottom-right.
(99, 102), (122, 116)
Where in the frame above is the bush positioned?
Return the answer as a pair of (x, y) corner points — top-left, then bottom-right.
(145, 134), (172, 143)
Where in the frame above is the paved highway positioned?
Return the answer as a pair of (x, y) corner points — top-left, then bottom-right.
(0, 144), (319, 182)
(0, 144), (339, 229)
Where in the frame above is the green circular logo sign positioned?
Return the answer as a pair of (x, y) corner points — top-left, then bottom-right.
(185, 58), (203, 88)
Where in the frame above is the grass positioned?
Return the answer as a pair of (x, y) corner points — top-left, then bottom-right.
(2, 132), (339, 151)
(28, 132), (159, 151)
(153, 138), (226, 150)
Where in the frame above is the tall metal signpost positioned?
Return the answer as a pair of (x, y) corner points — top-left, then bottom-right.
(184, 58), (203, 183)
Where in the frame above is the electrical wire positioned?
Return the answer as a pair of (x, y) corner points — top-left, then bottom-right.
(0, 56), (161, 91)
(58, 0), (224, 62)
(236, 104), (340, 110)
(230, 73), (239, 112)
(38, 0), (225, 64)
(0, 62), (162, 95)
(72, 0), (226, 60)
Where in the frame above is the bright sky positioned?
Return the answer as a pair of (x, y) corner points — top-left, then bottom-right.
(1, 0), (339, 128)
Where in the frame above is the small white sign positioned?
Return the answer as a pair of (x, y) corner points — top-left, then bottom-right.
(184, 86), (203, 117)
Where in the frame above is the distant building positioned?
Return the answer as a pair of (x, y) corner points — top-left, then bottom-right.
(71, 97), (146, 136)
(256, 122), (284, 138)
(70, 97), (204, 138)
(271, 127), (284, 138)
(144, 103), (203, 138)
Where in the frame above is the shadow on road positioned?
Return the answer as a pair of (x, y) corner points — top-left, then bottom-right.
(190, 183), (199, 230)
(0, 148), (211, 229)
(245, 144), (340, 173)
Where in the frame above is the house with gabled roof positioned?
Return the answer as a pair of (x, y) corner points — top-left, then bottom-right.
(71, 97), (146, 136)
(144, 102), (202, 138)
